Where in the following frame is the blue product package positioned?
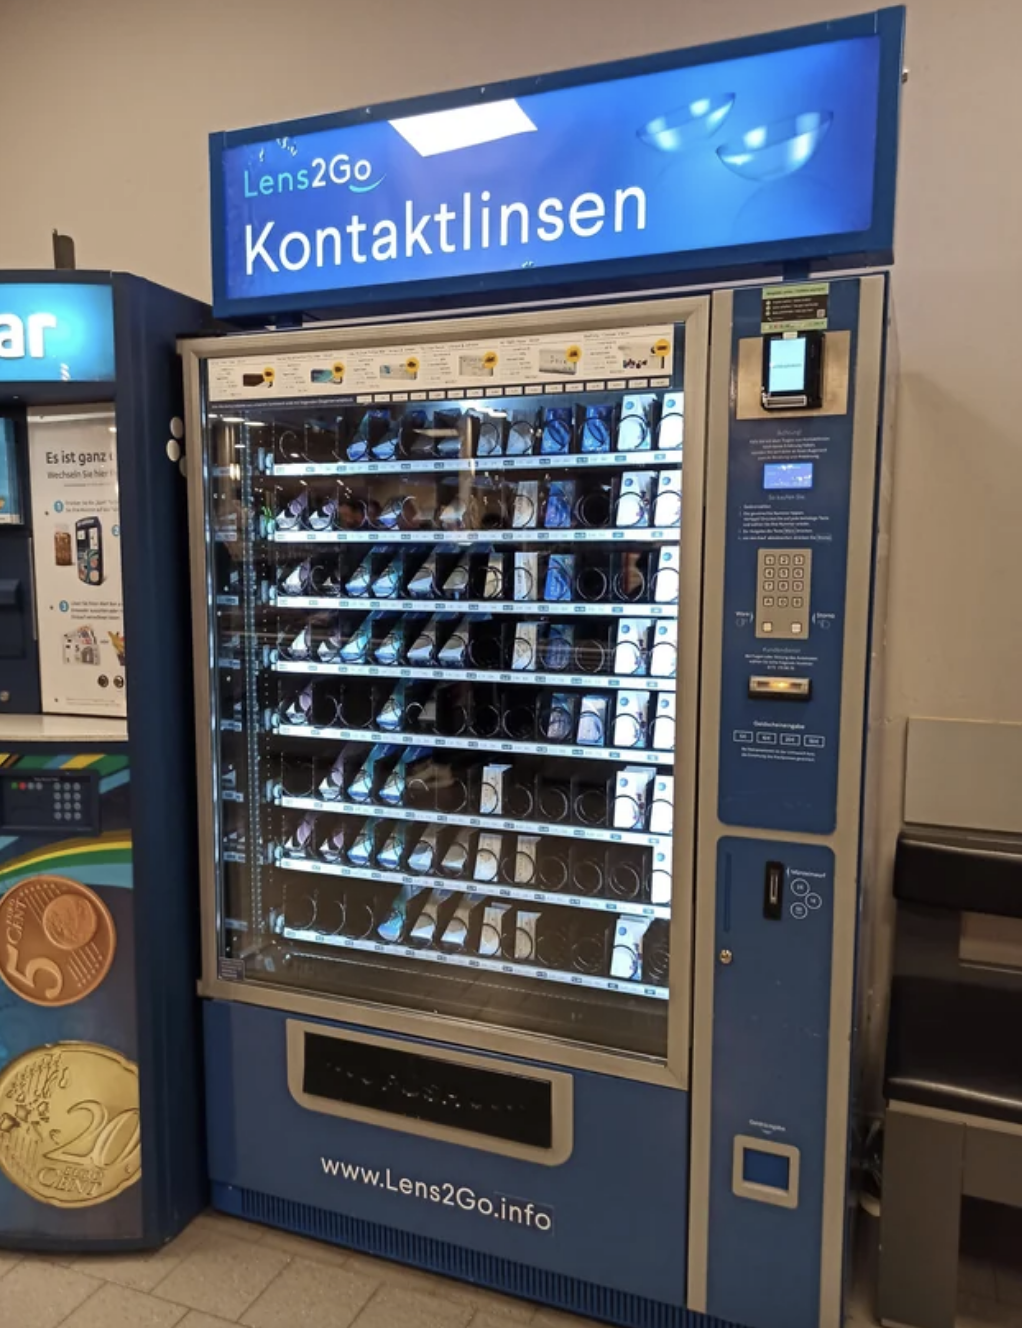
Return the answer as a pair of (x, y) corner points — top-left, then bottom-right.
(544, 553), (574, 601)
(540, 406), (573, 455)
(581, 403), (614, 454)
(542, 622), (574, 671)
(348, 408), (390, 461)
(377, 824), (408, 871)
(544, 479), (576, 529)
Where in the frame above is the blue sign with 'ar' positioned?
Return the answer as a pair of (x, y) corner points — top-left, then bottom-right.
(0, 283), (116, 383)
(210, 8), (904, 317)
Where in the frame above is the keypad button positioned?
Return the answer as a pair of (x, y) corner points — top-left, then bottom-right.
(764, 555), (776, 566)
(762, 622), (774, 633)
(791, 622), (804, 634)
(793, 554), (805, 566)
(779, 554), (791, 565)
(778, 582), (789, 593)
(778, 597), (789, 607)
(763, 581), (774, 593)
(792, 580), (804, 593)
(793, 597), (804, 608)
(762, 597), (774, 607)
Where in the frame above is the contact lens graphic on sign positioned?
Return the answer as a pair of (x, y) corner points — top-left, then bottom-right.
(212, 18), (898, 315)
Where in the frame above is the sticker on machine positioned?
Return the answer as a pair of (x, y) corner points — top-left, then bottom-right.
(761, 282), (829, 333)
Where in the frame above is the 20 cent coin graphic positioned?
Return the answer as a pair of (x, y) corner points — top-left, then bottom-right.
(0, 875), (115, 1006)
(0, 1042), (141, 1207)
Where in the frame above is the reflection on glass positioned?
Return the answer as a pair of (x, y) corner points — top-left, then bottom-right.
(717, 110), (834, 181)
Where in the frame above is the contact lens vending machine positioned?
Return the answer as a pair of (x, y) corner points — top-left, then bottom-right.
(0, 273), (209, 1251)
(190, 10), (903, 1328)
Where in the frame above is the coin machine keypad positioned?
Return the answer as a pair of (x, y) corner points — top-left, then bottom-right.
(755, 547), (812, 640)
(0, 772), (100, 835)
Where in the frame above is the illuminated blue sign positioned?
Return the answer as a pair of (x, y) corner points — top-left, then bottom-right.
(211, 8), (903, 317)
(0, 283), (115, 383)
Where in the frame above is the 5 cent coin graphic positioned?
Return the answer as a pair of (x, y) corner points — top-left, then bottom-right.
(0, 875), (115, 1006)
(0, 1042), (141, 1207)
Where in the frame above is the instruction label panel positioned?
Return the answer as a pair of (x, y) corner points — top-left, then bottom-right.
(29, 411), (126, 717)
(207, 323), (675, 403)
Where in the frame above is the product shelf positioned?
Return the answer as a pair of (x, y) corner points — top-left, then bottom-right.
(281, 922), (669, 1002)
(277, 791), (672, 849)
(273, 723), (674, 766)
(278, 855), (672, 921)
(269, 527), (680, 547)
(267, 450), (682, 478)
(272, 659), (676, 694)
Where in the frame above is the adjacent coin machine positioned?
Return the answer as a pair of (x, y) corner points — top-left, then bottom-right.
(187, 296), (707, 1308)
(0, 272), (209, 1252)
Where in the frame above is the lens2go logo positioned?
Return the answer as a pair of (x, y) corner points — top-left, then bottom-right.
(244, 150), (384, 200)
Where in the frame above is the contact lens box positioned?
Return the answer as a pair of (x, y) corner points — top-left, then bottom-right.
(438, 616), (469, 666)
(475, 832), (503, 882)
(615, 471), (654, 528)
(657, 391), (684, 450)
(614, 618), (652, 675)
(377, 824), (407, 870)
(479, 901), (512, 956)
(654, 546), (680, 603)
(650, 845), (673, 904)
(480, 763), (513, 815)
(544, 478), (576, 527)
(577, 695), (609, 746)
(512, 481), (539, 529)
(408, 551), (438, 597)
(648, 774), (674, 836)
(483, 548), (504, 599)
(514, 908), (541, 959)
(544, 553), (574, 602)
(652, 691), (676, 751)
(653, 470), (682, 527)
(514, 551), (538, 601)
(613, 766), (654, 829)
(512, 622), (538, 671)
(650, 619), (678, 679)
(617, 393), (656, 451)
(613, 690), (650, 748)
(610, 916), (652, 979)
(514, 836), (540, 885)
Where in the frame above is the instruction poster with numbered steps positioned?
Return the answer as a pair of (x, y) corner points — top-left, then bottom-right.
(29, 410), (126, 717)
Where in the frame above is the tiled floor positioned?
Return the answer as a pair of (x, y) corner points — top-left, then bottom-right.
(1, 1204), (1021, 1328)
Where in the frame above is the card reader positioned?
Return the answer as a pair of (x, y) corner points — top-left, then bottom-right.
(761, 331), (824, 410)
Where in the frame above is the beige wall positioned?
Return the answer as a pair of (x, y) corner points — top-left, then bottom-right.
(3, 0), (1019, 733)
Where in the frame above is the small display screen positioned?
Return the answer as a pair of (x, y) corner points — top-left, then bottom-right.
(768, 337), (808, 394)
(763, 462), (814, 491)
